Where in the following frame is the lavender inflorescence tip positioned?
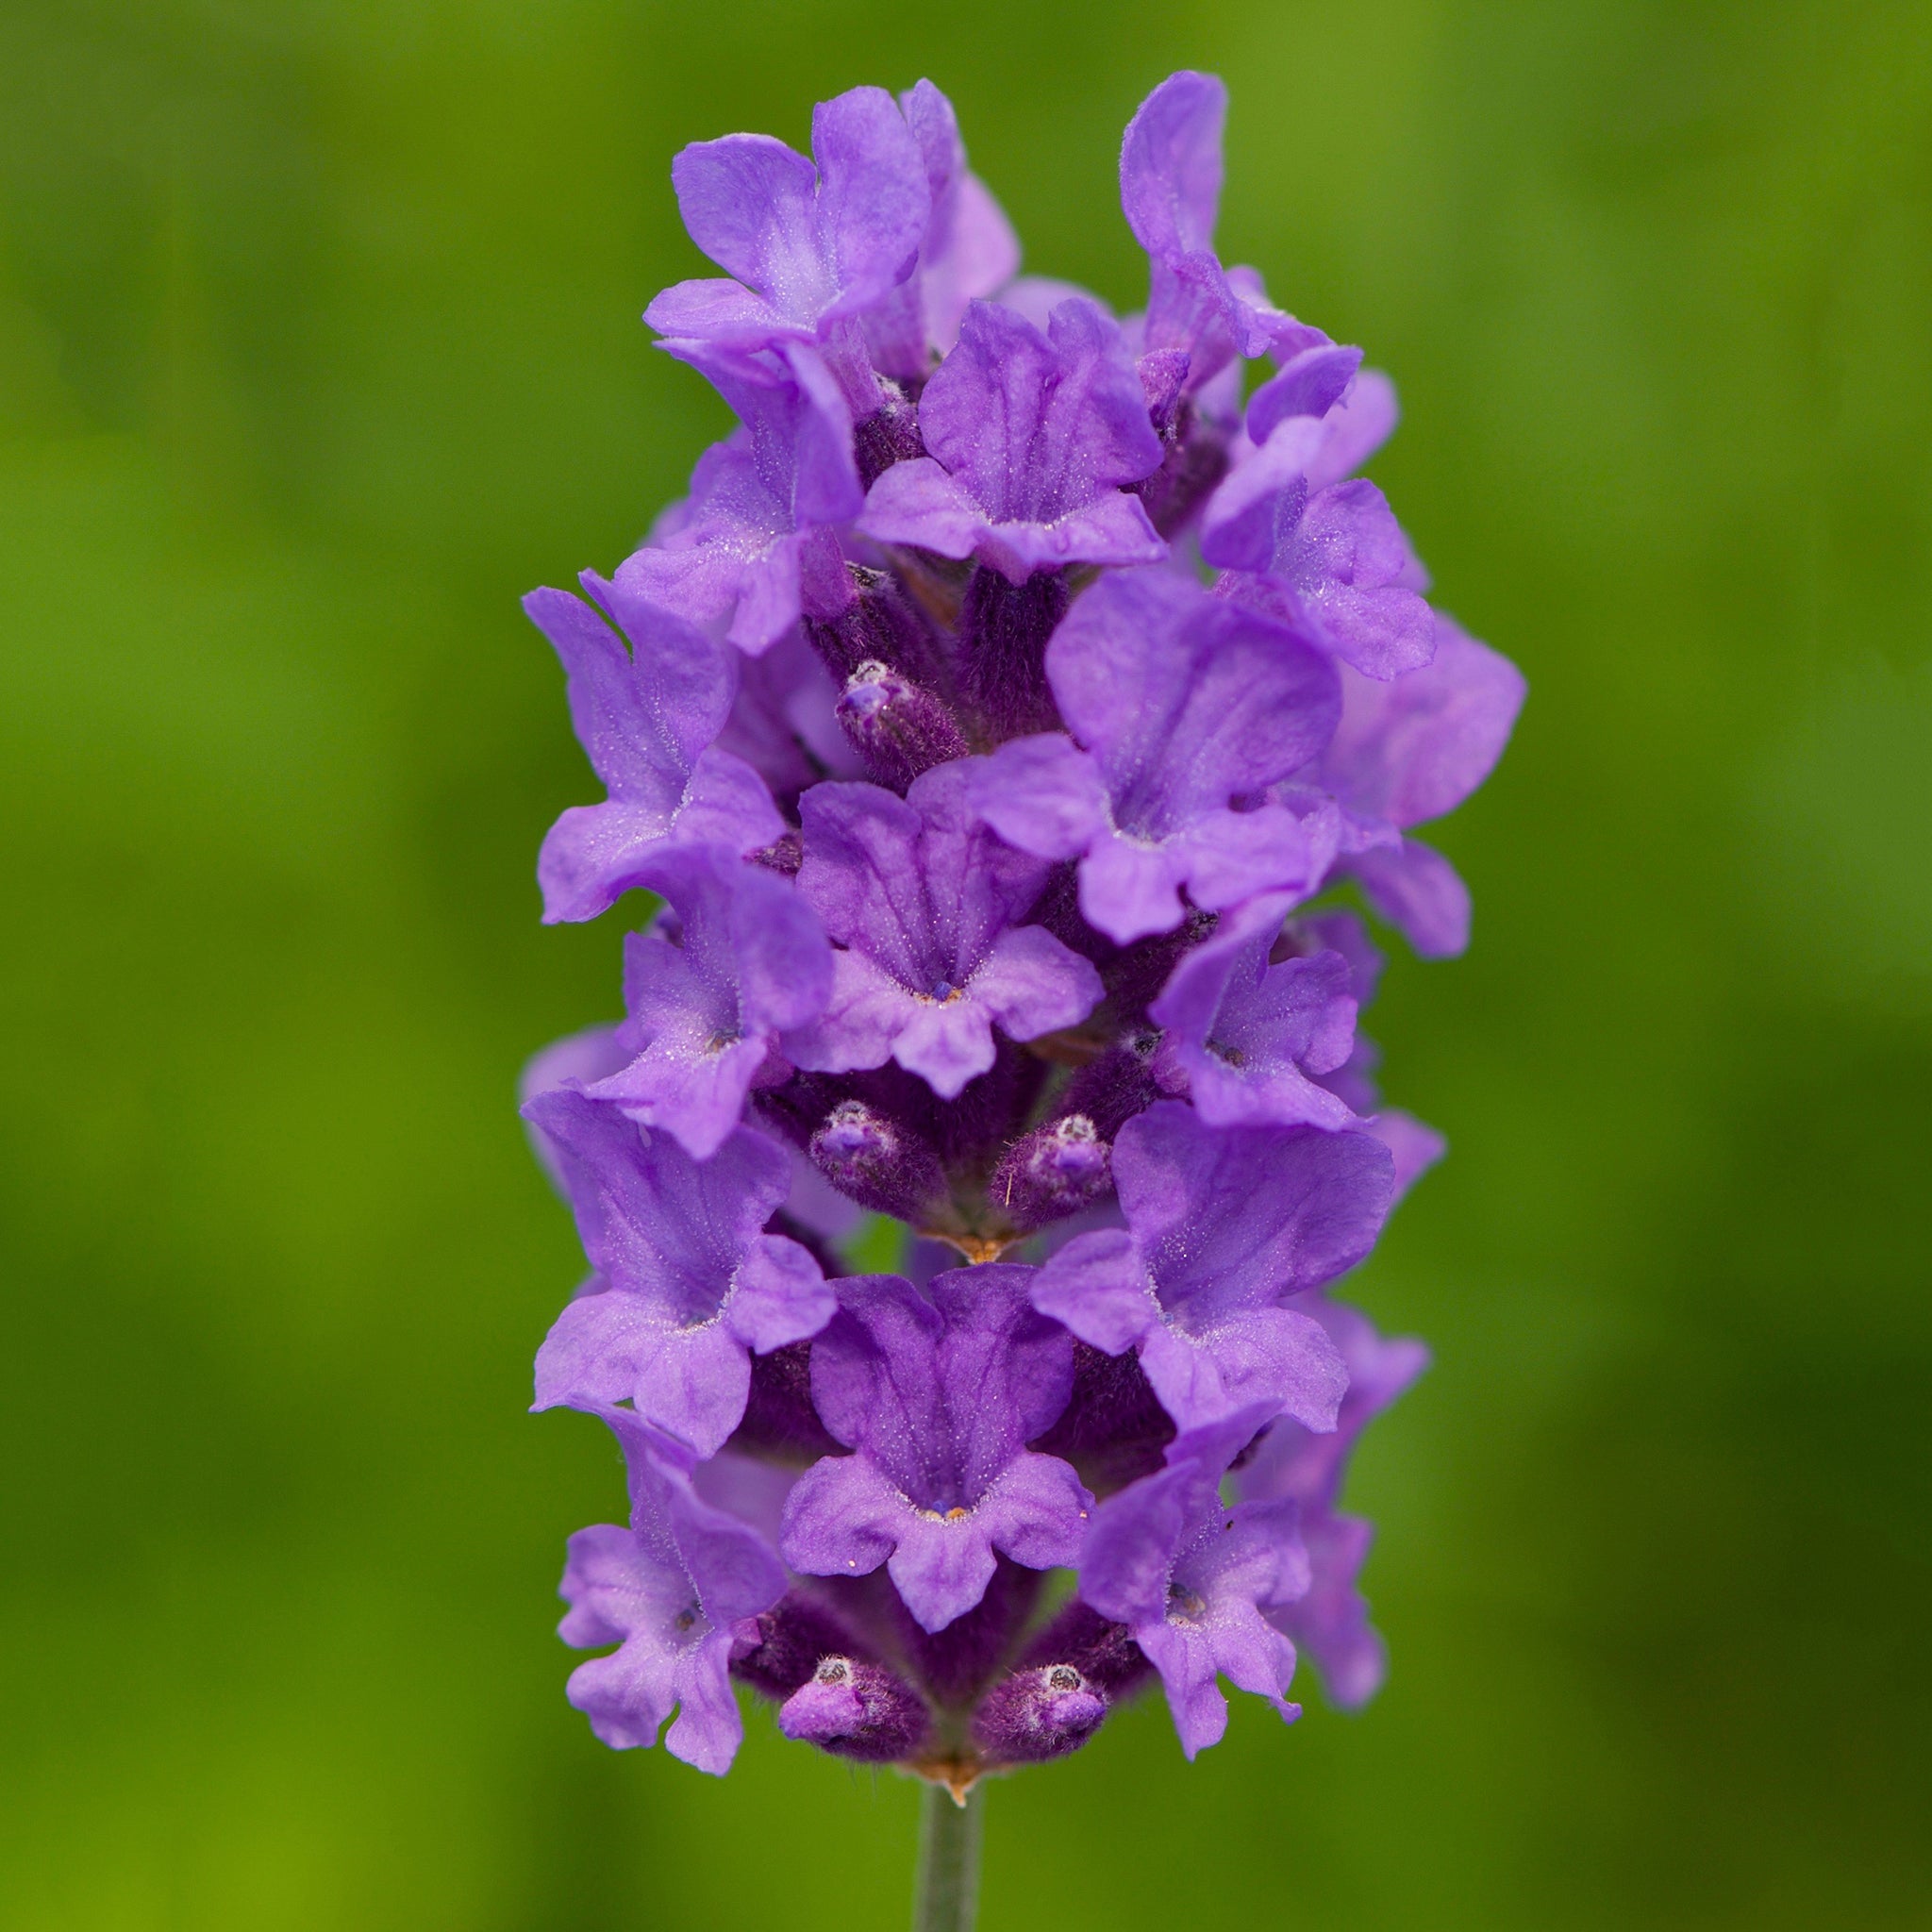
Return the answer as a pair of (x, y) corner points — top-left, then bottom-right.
(522, 70), (1523, 1790)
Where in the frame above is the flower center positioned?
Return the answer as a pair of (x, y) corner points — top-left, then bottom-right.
(1166, 1581), (1207, 1623)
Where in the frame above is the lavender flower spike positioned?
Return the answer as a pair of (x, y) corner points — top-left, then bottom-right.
(585, 841), (834, 1159)
(785, 759), (1104, 1097)
(525, 578), (784, 923)
(971, 569), (1340, 941)
(526, 1089), (833, 1457)
(558, 1416), (786, 1774)
(525, 73), (1517, 1807)
(1031, 1100), (1391, 1430)
(1079, 1406), (1308, 1757)
(780, 1267), (1092, 1631)
(858, 297), (1167, 581)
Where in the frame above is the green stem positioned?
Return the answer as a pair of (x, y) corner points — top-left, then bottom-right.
(911, 1779), (983, 1932)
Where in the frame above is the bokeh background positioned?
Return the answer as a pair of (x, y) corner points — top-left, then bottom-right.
(5, 1), (1930, 1926)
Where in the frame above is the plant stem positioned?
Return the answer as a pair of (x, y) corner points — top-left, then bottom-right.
(911, 1779), (983, 1932)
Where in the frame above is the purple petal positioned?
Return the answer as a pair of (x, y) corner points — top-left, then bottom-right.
(520, 1024), (628, 1193)
(1304, 369), (1399, 490)
(558, 1435), (785, 1773)
(1288, 480), (1436, 677)
(1078, 1459), (1190, 1627)
(535, 1288), (752, 1457)
(645, 276), (797, 345)
(1112, 1101), (1394, 1310)
(908, 298), (1163, 536)
(1137, 1304), (1347, 1431)
(802, 1272), (944, 1463)
(1370, 1108), (1447, 1204)
(808, 86), (930, 317)
(521, 1091), (826, 1450)
(586, 848), (831, 1157)
(970, 491), (1167, 584)
(675, 747), (789, 853)
(1074, 836), (1191, 944)
(780, 1448), (905, 1584)
(1351, 837), (1473, 958)
(887, 992), (1000, 1097)
(857, 456), (989, 559)
(669, 133), (824, 316)
(537, 802), (677, 926)
(1163, 803), (1319, 917)
(1120, 71), (1226, 261)
(968, 736), (1111, 862)
(924, 1263), (1078, 1477)
(1134, 1619), (1233, 1757)
(784, 948), (922, 1078)
(1319, 618), (1527, 827)
(1198, 417), (1330, 574)
(1245, 343), (1365, 445)
(967, 924), (1104, 1044)
(528, 583), (735, 793)
(726, 1235), (839, 1354)
(924, 174), (1019, 354)
(1031, 1228), (1161, 1357)
(588, 1023), (768, 1162)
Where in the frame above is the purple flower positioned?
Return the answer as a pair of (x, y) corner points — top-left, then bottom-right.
(1310, 614), (1527, 956)
(526, 1089), (834, 1457)
(1148, 892), (1360, 1130)
(558, 1415), (786, 1774)
(1120, 72), (1321, 391)
(525, 71), (1516, 1785)
(615, 344), (860, 656)
(860, 79), (1020, 381)
(858, 298), (1167, 581)
(1078, 1407), (1307, 1757)
(780, 1267), (1092, 1631)
(784, 760), (1104, 1097)
(1233, 1297), (1427, 1707)
(1031, 1101), (1391, 1430)
(971, 570), (1340, 941)
(644, 85), (928, 368)
(1202, 414), (1436, 680)
(525, 579), (785, 924)
(582, 842), (833, 1159)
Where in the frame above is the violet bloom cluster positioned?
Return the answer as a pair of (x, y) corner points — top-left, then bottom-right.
(522, 72), (1522, 1790)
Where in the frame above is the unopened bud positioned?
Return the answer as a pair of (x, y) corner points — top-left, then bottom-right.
(973, 1663), (1108, 1765)
(808, 1099), (945, 1221)
(778, 1656), (931, 1763)
(990, 1114), (1112, 1230)
(836, 662), (968, 792)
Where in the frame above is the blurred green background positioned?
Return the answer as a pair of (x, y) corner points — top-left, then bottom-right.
(4, 1), (1929, 1926)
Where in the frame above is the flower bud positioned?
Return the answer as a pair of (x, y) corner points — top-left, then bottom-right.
(808, 1098), (946, 1221)
(836, 661), (968, 792)
(974, 1663), (1108, 1765)
(990, 1113), (1112, 1231)
(778, 1656), (931, 1763)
